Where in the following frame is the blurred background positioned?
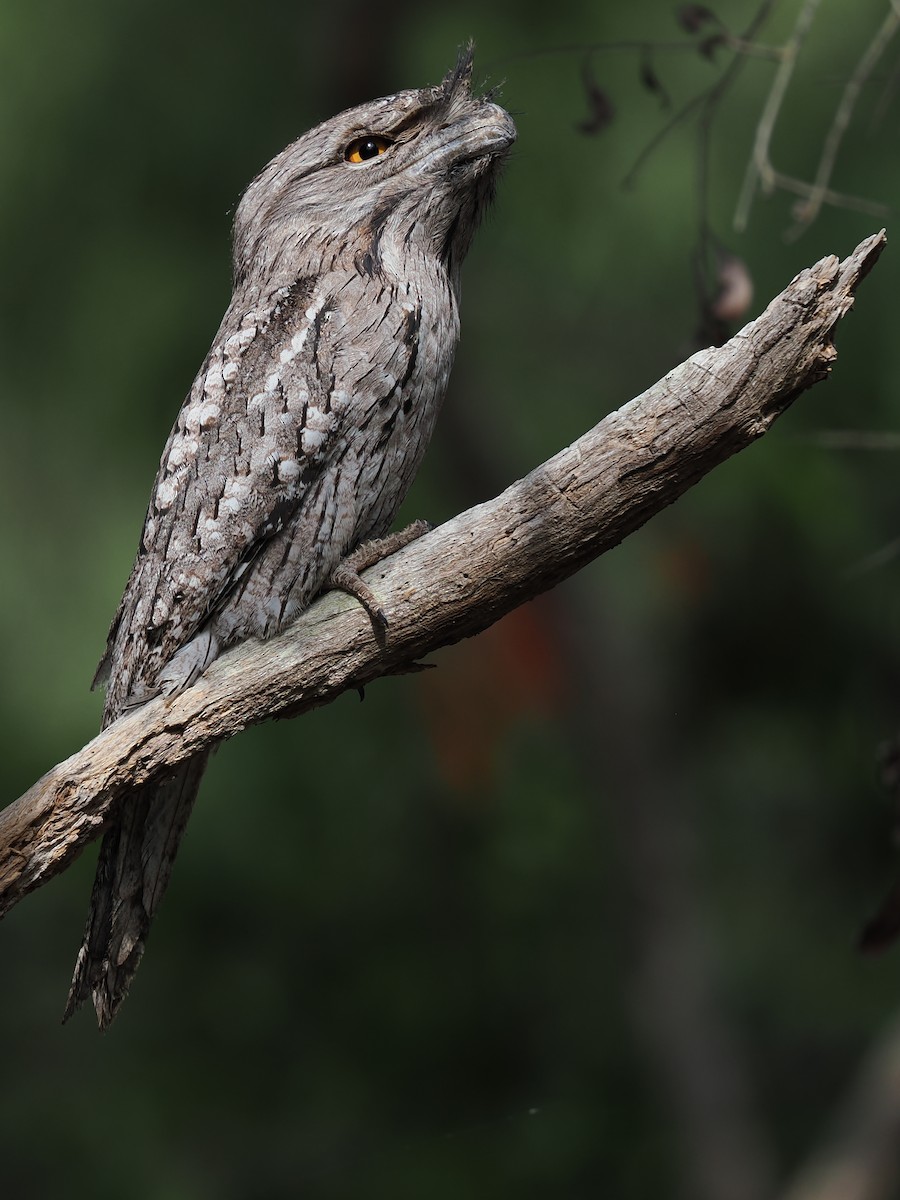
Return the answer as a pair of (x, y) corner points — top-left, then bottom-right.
(3, 0), (900, 1196)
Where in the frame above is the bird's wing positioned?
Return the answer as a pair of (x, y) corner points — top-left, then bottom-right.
(97, 273), (416, 720)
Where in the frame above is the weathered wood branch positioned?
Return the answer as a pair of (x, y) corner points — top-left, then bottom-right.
(0, 231), (885, 919)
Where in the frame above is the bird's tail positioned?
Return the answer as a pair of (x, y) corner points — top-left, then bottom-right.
(63, 752), (210, 1029)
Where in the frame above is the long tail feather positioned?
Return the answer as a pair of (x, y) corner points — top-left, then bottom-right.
(64, 753), (210, 1029)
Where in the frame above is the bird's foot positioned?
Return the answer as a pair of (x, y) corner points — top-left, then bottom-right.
(329, 520), (431, 627)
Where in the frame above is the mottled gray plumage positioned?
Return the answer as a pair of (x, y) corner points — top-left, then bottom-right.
(64, 49), (515, 1028)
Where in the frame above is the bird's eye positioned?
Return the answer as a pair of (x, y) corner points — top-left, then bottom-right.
(344, 135), (393, 164)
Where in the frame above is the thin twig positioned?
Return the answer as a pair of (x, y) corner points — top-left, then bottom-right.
(786, 4), (900, 236)
(845, 538), (900, 580)
(802, 430), (900, 451)
(623, 91), (708, 191)
(625, 0), (779, 197)
(869, 3), (900, 130)
(770, 168), (888, 218)
(694, 0), (780, 318)
(734, 0), (824, 231)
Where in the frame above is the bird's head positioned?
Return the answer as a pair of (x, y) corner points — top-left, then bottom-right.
(232, 47), (516, 290)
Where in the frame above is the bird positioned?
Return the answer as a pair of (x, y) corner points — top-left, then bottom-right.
(63, 46), (516, 1029)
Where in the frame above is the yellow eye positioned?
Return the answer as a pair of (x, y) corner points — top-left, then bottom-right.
(344, 135), (393, 164)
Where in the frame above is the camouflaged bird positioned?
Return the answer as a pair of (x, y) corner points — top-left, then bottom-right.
(65, 48), (515, 1028)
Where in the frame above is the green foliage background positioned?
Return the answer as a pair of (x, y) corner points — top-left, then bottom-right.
(2, 0), (900, 1195)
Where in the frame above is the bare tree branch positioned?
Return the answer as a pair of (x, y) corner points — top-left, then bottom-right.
(734, 0), (824, 231)
(789, 4), (900, 235)
(733, 0), (891, 236)
(0, 231), (886, 920)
